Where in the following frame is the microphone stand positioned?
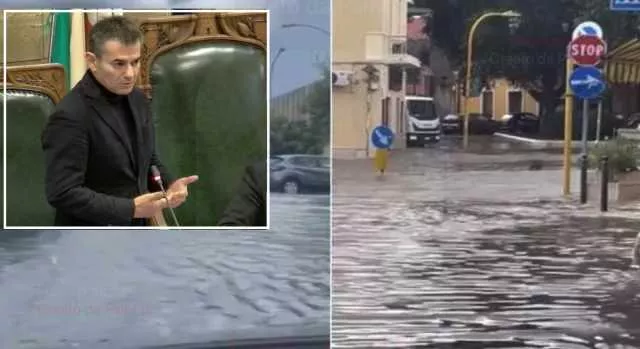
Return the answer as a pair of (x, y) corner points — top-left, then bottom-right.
(151, 166), (180, 227)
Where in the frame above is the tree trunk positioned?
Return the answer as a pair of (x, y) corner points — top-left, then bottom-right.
(538, 93), (562, 138)
(532, 69), (564, 139)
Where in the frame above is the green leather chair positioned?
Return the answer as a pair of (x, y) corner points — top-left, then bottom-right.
(0, 63), (66, 227)
(145, 16), (267, 226)
(2, 64), (64, 227)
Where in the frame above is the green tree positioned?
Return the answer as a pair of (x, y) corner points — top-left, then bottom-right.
(270, 117), (324, 155)
(302, 62), (330, 150)
(411, 0), (640, 135)
(269, 64), (329, 155)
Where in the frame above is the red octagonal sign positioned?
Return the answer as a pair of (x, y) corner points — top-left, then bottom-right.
(568, 35), (607, 66)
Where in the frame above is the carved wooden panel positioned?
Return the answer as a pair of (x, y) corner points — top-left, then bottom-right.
(137, 12), (267, 98)
(3, 13), (51, 65)
(1, 63), (66, 103)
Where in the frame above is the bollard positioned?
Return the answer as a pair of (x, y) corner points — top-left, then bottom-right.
(600, 156), (609, 212)
(580, 154), (588, 204)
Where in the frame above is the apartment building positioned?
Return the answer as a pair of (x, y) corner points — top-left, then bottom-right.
(332, 0), (420, 159)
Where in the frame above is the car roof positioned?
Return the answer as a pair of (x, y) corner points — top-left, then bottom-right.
(271, 154), (327, 159)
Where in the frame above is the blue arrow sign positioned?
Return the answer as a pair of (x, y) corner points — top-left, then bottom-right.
(572, 21), (603, 39)
(371, 125), (394, 149)
(569, 67), (606, 99)
(611, 0), (640, 11)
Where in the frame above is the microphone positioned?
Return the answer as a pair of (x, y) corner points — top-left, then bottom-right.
(151, 165), (180, 227)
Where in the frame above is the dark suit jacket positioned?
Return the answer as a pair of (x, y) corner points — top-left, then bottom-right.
(41, 71), (173, 226)
(217, 161), (267, 227)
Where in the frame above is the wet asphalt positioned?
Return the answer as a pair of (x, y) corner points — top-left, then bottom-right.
(332, 136), (640, 348)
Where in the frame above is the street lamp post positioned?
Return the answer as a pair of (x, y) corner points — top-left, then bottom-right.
(463, 10), (521, 149)
(562, 21), (574, 197)
(452, 70), (459, 114)
(281, 23), (330, 36)
(270, 47), (285, 97)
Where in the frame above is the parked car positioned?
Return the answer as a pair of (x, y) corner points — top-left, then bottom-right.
(467, 113), (500, 135)
(506, 112), (540, 134)
(441, 113), (461, 134)
(623, 112), (640, 129)
(498, 113), (513, 131)
(270, 154), (330, 194)
(440, 113), (499, 135)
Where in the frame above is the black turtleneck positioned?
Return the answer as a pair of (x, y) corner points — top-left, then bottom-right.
(88, 72), (138, 167)
(88, 72), (144, 226)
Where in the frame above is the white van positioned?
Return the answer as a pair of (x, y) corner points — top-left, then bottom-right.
(405, 95), (441, 147)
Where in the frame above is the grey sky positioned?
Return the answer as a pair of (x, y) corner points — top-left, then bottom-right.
(172, 0), (330, 97)
(1, 0), (330, 97)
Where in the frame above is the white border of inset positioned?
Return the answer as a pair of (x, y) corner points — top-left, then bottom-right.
(3, 9), (271, 230)
(328, 0), (334, 342)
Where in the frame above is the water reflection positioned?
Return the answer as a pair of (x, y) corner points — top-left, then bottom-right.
(0, 230), (62, 268)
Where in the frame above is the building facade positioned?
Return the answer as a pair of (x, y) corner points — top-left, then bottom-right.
(271, 80), (320, 122)
(332, 0), (420, 159)
(460, 79), (540, 118)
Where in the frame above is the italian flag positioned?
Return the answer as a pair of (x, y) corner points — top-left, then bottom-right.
(49, 10), (123, 90)
(49, 12), (71, 90)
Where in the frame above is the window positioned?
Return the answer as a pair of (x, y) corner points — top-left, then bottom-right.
(388, 66), (403, 91)
(391, 42), (406, 54)
(508, 90), (523, 114)
(270, 156), (284, 170)
(382, 97), (390, 126)
(290, 156), (316, 167)
(407, 99), (437, 120)
(396, 97), (404, 134)
(318, 157), (330, 168)
(399, 100), (405, 133)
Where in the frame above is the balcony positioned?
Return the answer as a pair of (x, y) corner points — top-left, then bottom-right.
(365, 32), (420, 68)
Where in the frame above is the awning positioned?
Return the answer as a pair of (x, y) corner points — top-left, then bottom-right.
(384, 53), (421, 68)
(604, 38), (640, 85)
(333, 54), (421, 68)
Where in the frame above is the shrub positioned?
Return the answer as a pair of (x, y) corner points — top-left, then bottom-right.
(588, 138), (640, 179)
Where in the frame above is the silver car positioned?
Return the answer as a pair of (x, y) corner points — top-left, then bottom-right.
(270, 154), (330, 194)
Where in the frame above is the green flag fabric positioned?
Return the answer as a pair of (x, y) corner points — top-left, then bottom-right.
(50, 12), (71, 90)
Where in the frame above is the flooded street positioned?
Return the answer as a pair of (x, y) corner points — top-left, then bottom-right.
(332, 136), (640, 348)
(0, 194), (330, 349)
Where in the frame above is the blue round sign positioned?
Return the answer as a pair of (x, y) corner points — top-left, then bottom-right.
(569, 66), (606, 99)
(371, 125), (394, 149)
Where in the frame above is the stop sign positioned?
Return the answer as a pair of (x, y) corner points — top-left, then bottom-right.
(568, 35), (607, 66)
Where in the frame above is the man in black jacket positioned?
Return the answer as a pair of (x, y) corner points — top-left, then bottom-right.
(218, 161), (267, 227)
(41, 16), (198, 226)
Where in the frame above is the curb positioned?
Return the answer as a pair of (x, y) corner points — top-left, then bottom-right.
(494, 132), (598, 149)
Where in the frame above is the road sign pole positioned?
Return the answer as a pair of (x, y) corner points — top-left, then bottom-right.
(596, 99), (603, 143)
(563, 58), (574, 197)
(566, 21), (607, 198)
(581, 99), (589, 155)
(580, 98), (589, 204)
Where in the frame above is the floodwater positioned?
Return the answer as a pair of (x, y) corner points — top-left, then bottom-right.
(0, 193), (330, 349)
(332, 136), (640, 348)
